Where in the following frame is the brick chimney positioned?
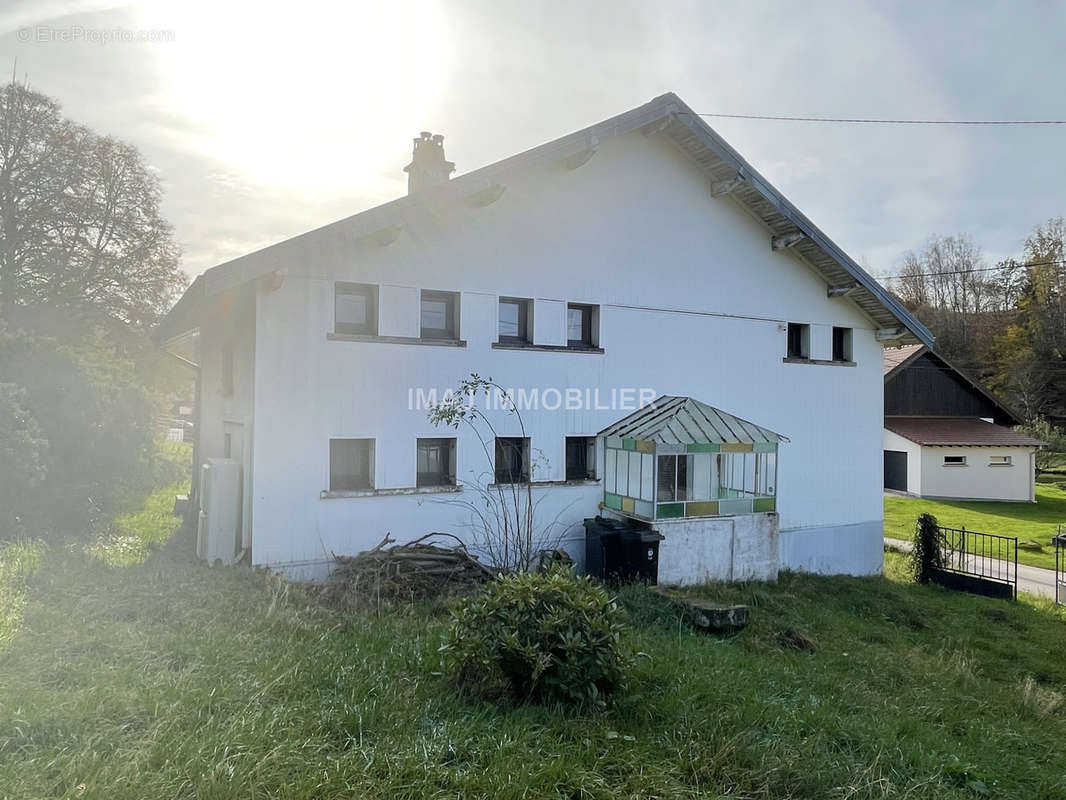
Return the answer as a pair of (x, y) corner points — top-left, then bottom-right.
(403, 131), (455, 194)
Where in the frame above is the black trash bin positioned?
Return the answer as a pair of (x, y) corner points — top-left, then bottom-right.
(583, 516), (627, 582)
(620, 527), (665, 585)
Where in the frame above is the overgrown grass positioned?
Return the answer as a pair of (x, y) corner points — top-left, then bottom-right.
(885, 483), (1066, 569)
(87, 439), (190, 566)
(87, 480), (188, 566)
(0, 540), (44, 650)
(2, 538), (1065, 799)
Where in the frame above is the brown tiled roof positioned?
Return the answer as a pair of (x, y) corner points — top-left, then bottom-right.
(884, 417), (1045, 447)
(883, 344), (924, 376)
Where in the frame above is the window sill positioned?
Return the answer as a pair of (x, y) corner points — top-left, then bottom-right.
(487, 478), (600, 489)
(782, 357), (856, 367)
(492, 342), (604, 354)
(328, 333), (467, 348)
(942, 464), (967, 468)
(988, 464), (1013, 467)
(320, 484), (463, 499)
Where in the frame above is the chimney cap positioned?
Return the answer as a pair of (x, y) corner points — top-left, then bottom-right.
(404, 130), (455, 193)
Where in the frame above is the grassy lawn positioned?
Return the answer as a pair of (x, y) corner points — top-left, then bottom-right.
(885, 483), (1066, 570)
(2, 528), (1066, 799)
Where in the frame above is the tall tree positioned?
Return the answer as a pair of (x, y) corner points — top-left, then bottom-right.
(0, 81), (184, 323)
(891, 234), (1001, 370)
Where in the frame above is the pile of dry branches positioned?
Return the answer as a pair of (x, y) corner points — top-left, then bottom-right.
(316, 533), (496, 612)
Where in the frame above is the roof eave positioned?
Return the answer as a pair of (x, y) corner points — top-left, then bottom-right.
(663, 100), (933, 347)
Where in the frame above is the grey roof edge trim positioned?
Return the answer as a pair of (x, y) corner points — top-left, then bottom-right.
(663, 96), (933, 348)
(160, 91), (933, 347)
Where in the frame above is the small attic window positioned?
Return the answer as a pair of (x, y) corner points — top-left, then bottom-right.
(832, 327), (853, 362)
(943, 455), (967, 467)
(786, 323), (809, 359)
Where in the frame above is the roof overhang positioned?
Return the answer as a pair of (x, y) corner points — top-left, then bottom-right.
(157, 93), (933, 347)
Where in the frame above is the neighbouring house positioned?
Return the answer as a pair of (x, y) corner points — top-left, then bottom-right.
(158, 92), (932, 582)
(883, 344), (1044, 502)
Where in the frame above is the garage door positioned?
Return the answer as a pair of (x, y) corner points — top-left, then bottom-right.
(884, 450), (908, 492)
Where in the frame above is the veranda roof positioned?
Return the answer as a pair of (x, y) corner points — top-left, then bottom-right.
(598, 396), (788, 445)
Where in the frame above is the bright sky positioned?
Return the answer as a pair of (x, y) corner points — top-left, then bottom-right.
(2, 0), (1064, 280)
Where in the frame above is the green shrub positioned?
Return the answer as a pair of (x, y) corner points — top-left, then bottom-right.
(912, 512), (942, 584)
(442, 567), (630, 709)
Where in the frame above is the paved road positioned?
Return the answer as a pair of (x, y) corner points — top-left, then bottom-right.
(885, 537), (1061, 600)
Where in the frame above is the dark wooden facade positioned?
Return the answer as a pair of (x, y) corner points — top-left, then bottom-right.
(885, 351), (1017, 426)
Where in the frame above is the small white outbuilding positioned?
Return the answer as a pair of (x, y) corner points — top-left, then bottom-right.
(883, 346), (1044, 502)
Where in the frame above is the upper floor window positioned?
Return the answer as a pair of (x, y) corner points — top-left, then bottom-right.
(495, 437), (530, 484)
(989, 455), (1012, 466)
(943, 455), (967, 467)
(565, 436), (596, 481)
(832, 326), (853, 362)
(786, 322), (809, 359)
(335, 282), (378, 336)
(417, 437), (456, 487)
(498, 297), (532, 344)
(421, 290), (460, 340)
(330, 438), (374, 491)
(567, 303), (597, 348)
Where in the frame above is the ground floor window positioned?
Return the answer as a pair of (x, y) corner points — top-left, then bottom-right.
(330, 438), (374, 490)
(565, 436), (596, 480)
(495, 437), (530, 484)
(417, 438), (456, 487)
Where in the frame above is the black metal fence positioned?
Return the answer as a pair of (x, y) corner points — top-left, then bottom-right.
(1055, 530), (1066, 606)
(934, 525), (1017, 600)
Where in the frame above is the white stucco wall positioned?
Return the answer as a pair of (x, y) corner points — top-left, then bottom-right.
(198, 298), (255, 549)
(918, 446), (1036, 502)
(650, 512), (780, 584)
(883, 428), (922, 494)
(233, 128), (888, 578)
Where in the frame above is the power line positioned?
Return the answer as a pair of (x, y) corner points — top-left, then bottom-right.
(876, 257), (1066, 282)
(691, 112), (1066, 126)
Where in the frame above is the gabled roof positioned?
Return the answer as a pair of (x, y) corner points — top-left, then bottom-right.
(598, 396), (788, 445)
(885, 417), (1045, 447)
(159, 92), (934, 346)
(883, 344), (1021, 425)
(883, 343), (923, 376)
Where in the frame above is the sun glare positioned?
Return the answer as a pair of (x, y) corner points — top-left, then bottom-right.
(138, 0), (450, 193)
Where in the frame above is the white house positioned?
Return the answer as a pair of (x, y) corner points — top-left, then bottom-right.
(159, 92), (933, 582)
(883, 345), (1044, 502)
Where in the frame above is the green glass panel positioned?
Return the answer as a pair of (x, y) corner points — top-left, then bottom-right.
(753, 497), (776, 513)
(753, 442), (777, 453)
(604, 493), (622, 510)
(686, 443), (721, 453)
(718, 498), (753, 515)
(622, 438), (636, 451)
(656, 502), (685, 519)
(621, 496), (635, 513)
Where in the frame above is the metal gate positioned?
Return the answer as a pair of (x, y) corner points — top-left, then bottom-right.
(932, 525), (1017, 600)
